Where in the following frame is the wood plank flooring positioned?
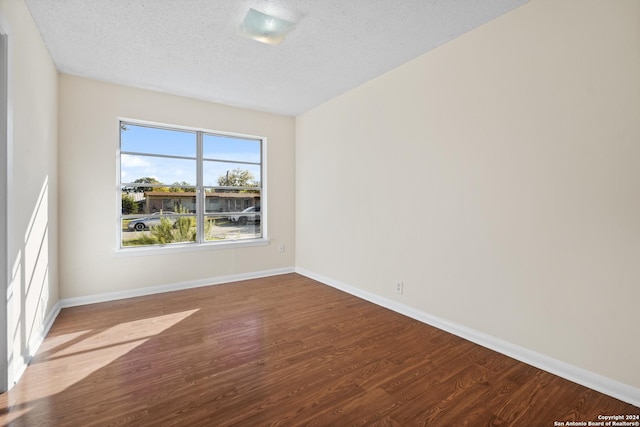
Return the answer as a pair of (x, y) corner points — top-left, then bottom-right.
(1, 273), (637, 426)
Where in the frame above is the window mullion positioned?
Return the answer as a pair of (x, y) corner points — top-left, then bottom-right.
(196, 131), (204, 243)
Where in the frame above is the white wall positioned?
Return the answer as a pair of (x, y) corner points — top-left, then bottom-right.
(296, 0), (640, 391)
(0, 0), (59, 386)
(58, 75), (295, 299)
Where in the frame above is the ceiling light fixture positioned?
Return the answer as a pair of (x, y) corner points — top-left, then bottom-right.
(239, 8), (295, 46)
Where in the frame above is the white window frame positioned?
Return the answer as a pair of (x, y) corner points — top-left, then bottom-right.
(115, 118), (268, 255)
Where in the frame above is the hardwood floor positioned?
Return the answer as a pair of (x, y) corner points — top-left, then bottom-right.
(1, 273), (637, 426)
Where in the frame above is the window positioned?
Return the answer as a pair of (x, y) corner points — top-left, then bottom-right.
(119, 121), (264, 249)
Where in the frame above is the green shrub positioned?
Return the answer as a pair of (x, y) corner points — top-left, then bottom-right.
(150, 217), (175, 244)
(173, 216), (196, 242)
(150, 215), (196, 244)
(121, 194), (139, 214)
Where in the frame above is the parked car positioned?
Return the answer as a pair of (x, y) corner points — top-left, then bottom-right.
(229, 206), (260, 225)
(127, 211), (176, 231)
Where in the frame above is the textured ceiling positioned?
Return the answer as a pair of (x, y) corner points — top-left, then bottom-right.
(25, 0), (528, 116)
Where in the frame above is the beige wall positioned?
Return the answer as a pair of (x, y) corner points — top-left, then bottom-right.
(296, 0), (640, 389)
(0, 0), (59, 385)
(4, 0), (638, 400)
(58, 75), (295, 299)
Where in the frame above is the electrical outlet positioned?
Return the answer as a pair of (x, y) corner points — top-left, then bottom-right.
(395, 281), (403, 294)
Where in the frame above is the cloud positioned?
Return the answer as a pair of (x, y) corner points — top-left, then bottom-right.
(121, 155), (151, 168)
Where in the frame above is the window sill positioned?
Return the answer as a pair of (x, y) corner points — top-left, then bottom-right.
(113, 238), (270, 258)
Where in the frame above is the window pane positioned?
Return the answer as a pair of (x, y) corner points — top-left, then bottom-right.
(122, 214), (197, 247)
(121, 154), (196, 186)
(203, 134), (260, 163)
(121, 124), (196, 157)
(121, 188), (197, 248)
(203, 161), (261, 188)
(204, 192), (261, 241)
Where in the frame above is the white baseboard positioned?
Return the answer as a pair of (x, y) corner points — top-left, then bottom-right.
(59, 267), (295, 308)
(295, 267), (640, 408)
(11, 300), (62, 388)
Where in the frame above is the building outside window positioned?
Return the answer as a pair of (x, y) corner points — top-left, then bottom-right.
(119, 121), (264, 249)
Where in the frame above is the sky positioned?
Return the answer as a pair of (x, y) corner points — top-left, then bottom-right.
(120, 123), (261, 187)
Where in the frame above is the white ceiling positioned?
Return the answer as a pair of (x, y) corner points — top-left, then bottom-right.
(25, 0), (528, 117)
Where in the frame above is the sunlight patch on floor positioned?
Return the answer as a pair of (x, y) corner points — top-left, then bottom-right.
(3, 309), (199, 408)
